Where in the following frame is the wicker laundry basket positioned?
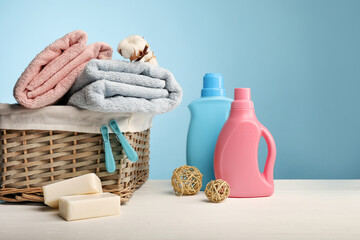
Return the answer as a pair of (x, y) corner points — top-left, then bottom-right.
(0, 128), (150, 203)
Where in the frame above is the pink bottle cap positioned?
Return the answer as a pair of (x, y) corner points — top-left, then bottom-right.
(234, 88), (251, 100)
(232, 88), (254, 109)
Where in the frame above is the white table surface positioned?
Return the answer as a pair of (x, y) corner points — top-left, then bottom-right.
(1, 180), (359, 240)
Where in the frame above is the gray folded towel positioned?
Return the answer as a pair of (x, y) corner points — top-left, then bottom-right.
(66, 59), (183, 113)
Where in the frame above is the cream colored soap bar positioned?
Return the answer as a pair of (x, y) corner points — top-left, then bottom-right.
(43, 173), (103, 208)
(59, 193), (121, 221)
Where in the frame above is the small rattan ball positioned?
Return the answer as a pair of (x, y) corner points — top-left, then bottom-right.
(171, 165), (203, 196)
(204, 179), (230, 203)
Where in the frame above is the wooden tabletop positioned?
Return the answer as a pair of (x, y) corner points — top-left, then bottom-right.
(1, 180), (359, 240)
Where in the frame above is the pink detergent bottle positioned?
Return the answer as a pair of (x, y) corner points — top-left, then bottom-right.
(214, 88), (276, 197)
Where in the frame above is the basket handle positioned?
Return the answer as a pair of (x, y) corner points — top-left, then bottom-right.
(101, 125), (116, 173)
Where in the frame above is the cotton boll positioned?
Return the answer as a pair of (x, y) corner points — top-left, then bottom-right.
(117, 35), (147, 59)
(117, 35), (158, 66)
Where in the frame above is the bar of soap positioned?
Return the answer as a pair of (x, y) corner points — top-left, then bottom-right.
(59, 193), (121, 221)
(43, 173), (103, 208)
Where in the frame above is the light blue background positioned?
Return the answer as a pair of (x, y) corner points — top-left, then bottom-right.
(0, 0), (359, 179)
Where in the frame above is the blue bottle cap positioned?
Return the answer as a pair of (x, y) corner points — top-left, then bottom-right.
(201, 73), (226, 97)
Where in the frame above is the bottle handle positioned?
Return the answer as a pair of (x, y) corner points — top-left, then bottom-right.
(260, 125), (276, 185)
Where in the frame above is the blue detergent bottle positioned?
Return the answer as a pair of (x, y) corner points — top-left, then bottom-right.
(186, 73), (232, 190)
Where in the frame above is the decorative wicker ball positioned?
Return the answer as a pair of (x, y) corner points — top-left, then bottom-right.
(171, 165), (203, 196)
(204, 179), (230, 203)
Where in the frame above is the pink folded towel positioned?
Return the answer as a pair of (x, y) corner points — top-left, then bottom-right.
(14, 30), (113, 109)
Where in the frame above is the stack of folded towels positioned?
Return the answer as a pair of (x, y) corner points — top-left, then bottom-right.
(13, 30), (183, 114)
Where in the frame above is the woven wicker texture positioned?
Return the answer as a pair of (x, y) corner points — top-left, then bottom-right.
(171, 165), (203, 196)
(204, 179), (230, 203)
(0, 128), (150, 203)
